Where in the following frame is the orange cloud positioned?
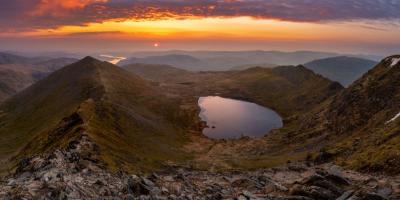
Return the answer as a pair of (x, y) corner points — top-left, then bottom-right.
(30, 0), (108, 16)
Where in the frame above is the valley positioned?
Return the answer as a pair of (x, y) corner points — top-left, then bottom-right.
(0, 54), (399, 199)
(2, 1), (400, 199)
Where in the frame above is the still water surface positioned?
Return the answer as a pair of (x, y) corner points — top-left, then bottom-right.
(198, 96), (283, 139)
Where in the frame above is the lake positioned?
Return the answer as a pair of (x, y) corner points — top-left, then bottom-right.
(198, 96), (283, 139)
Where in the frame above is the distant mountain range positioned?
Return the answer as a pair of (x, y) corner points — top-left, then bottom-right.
(119, 54), (207, 71)
(0, 52), (78, 102)
(304, 56), (378, 87)
(119, 50), (382, 71)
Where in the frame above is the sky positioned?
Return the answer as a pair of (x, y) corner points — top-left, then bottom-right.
(1, 0), (400, 55)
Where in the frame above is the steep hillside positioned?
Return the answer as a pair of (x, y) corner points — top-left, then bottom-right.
(304, 56), (377, 86)
(282, 56), (400, 174)
(0, 57), (192, 174)
(324, 55), (400, 173)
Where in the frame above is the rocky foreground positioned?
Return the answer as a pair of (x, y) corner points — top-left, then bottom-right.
(0, 135), (399, 200)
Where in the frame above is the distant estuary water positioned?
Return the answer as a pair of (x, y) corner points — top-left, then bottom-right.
(100, 55), (126, 64)
(198, 96), (283, 139)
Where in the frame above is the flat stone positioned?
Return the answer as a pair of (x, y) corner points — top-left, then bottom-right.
(336, 190), (354, 200)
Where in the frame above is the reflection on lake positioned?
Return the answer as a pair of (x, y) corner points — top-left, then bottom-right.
(198, 96), (283, 139)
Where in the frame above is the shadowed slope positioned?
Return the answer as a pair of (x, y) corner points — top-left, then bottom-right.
(305, 56), (377, 87)
(324, 55), (400, 173)
(283, 56), (400, 173)
(0, 65), (37, 102)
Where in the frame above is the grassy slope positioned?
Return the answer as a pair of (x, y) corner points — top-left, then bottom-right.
(83, 61), (192, 172)
(0, 58), (103, 173)
(124, 64), (343, 118)
(278, 56), (400, 174)
(0, 57), (192, 174)
(123, 64), (345, 169)
(323, 56), (400, 173)
(213, 66), (343, 117)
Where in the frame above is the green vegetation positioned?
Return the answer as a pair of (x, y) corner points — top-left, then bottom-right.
(0, 57), (193, 174)
(2, 55), (397, 176)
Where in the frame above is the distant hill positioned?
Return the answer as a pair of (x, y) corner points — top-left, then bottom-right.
(119, 54), (207, 71)
(0, 54), (78, 102)
(120, 51), (382, 71)
(230, 63), (277, 71)
(304, 56), (378, 86)
(34, 57), (79, 72)
(0, 57), (192, 173)
(0, 52), (35, 64)
(0, 65), (37, 102)
(123, 63), (193, 82)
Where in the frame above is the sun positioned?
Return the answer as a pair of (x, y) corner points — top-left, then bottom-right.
(153, 43), (159, 47)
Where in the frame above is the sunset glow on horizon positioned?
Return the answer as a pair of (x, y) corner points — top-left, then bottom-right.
(1, 0), (400, 54)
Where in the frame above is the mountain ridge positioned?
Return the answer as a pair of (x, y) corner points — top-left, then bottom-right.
(279, 55), (400, 174)
(0, 56), (193, 174)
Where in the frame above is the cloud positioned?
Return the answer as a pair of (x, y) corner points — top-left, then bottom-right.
(1, 0), (400, 31)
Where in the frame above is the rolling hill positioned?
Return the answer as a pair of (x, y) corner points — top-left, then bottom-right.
(123, 63), (193, 82)
(119, 54), (207, 71)
(230, 63), (277, 71)
(0, 52), (32, 64)
(123, 50), (381, 70)
(304, 56), (378, 87)
(0, 65), (37, 102)
(0, 57), (193, 173)
(0, 55), (78, 102)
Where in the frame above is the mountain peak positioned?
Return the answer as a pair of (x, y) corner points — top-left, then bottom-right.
(384, 55), (400, 68)
(0, 57), (190, 173)
(78, 56), (104, 64)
